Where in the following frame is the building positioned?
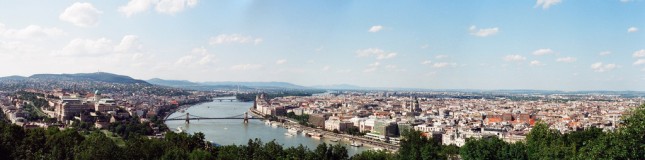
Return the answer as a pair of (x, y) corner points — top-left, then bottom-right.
(308, 114), (328, 128)
(95, 99), (117, 113)
(324, 117), (354, 132)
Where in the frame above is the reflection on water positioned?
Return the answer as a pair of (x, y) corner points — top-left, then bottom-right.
(166, 97), (370, 156)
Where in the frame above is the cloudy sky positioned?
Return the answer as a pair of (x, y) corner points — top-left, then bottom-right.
(0, 0), (644, 90)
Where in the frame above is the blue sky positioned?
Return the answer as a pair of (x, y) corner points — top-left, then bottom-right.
(0, 0), (644, 90)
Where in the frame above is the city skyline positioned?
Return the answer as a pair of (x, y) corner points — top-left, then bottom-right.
(1, 0), (644, 91)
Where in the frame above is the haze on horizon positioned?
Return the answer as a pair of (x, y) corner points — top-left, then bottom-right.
(0, 0), (644, 91)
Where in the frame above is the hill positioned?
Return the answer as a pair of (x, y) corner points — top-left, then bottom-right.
(28, 72), (149, 84)
(201, 81), (308, 89)
(311, 84), (364, 90)
(147, 78), (200, 87)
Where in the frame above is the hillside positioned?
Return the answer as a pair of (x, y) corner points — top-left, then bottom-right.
(28, 72), (149, 84)
(147, 78), (200, 87)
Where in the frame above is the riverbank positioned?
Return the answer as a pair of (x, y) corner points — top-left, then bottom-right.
(249, 109), (400, 152)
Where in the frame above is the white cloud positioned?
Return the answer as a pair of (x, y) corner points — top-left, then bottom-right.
(503, 54), (526, 62)
(230, 64), (262, 71)
(0, 23), (65, 40)
(529, 60), (544, 66)
(337, 69), (351, 73)
(532, 48), (554, 56)
(54, 35), (152, 57)
(535, 0), (562, 9)
(420, 44), (429, 49)
(156, 0), (199, 15)
(118, 0), (198, 17)
(435, 55), (449, 59)
(363, 67), (377, 73)
(590, 62), (617, 72)
(599, 51), (611, 56)
(469, 25), (499, 37)
(356, 48), (397, 60)
(56, 38), (113, 56)
(59, 2), (102, 27)
(628, 27), (639, 33)
(118, 0), (156, 17)
(368, 25), (383, 32)
(209, 34), (262, 45)
(175, 47), (215, 66)
(555, 57), (577, 63)
(633, 49), (645, 57)
(633, 59), (645, 65)
(421, 60), (432, 65)
(432, 62), (457, 68)
(193, 47), (214, 65)
(276, 59), (287, 65)
(321, 66), (330, 71)
(362, 62), (382, 73)
(114, 35), (143, 53)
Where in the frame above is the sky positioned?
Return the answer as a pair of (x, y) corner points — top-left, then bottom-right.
(0, 0), (644, 91)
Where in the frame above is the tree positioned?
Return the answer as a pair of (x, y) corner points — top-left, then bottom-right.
(459, 136), (507, 160)
(75, 131), (122, 160)
(189, 149), (214, 160)
(331, 143), (349, 160)
(45, 129), (84, 160)
(620, 104), (645, 159)
(525, 122), (567, 159)
(351, 150), (394, 160)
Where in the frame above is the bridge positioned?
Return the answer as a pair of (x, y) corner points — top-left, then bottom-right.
(166, 112), (262, 124)
(213, 98), (237, 102)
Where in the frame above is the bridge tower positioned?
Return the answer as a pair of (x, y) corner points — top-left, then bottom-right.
(185, 112), (190, 124)
(243, 112), (249, 124)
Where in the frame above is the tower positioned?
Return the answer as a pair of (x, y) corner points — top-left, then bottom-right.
(244, 112), (249, 124)
(185, 112), (190, 124)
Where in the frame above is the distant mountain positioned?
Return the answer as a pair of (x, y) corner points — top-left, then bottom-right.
(146, 78), (309, 90)
(0, 75), (27, 81)
(201, 81), (308, 89)
(27, 72), (149, 84)
(147, 78), (200, 87)
(311, 84), (364, 90)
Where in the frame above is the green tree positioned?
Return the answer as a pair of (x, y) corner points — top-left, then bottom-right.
(75, 131), (122, 160)
(161, 147), (189, 160)
(459, 136), (507, 160)
(189, 149), (214, 160)
(351, 150), (394, 160)
(620, 104), (645, 159)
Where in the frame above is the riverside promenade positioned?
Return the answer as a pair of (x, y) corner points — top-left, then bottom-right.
(249, 108), (400, 152)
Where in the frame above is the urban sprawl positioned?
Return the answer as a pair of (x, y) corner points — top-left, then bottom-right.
(1, 87), (643, 150)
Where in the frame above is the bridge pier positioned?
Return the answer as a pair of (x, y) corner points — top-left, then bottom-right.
(186, 112), (190, 124)
(244, 112), (248, 124)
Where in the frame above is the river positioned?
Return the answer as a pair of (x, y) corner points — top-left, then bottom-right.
(165, 96), (371, 156)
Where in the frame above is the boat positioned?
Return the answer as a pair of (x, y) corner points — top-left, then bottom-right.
(330, 138), (339, 142)
(310, 133), (323, 140)
(350, 141), (363, 147)
(284, 132), (295, 136)
(288, 128), (301, 134)
(271, 123), (280, 128)
(264, 120), (271, 125)
(176, 126), (184, 133)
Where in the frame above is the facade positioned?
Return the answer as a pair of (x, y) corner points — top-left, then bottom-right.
(324, 117), (354, 132)
(308, 114), (327, 128)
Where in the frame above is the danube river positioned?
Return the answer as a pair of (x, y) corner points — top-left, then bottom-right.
(165, 97), (371, 156)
